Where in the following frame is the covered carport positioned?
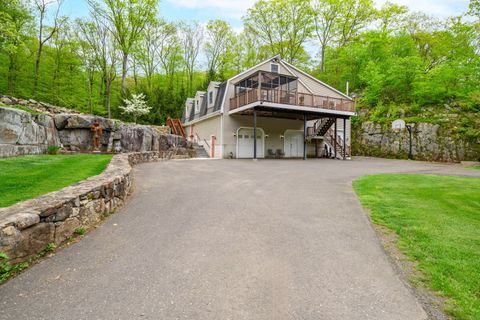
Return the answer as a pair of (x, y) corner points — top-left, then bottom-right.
(230, 104), (353, 160)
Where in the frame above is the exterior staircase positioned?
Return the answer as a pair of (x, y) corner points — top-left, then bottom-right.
(313, 118), (336, 136)
(166, 117), (186, 138)
(192, 142), (210, 158)
(310, 118), (350, 159)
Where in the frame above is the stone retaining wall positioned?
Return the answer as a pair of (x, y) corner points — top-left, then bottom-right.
(353, 121), (480, 162)
(1, 100), (180, 158)
(0, 152), (167, 264)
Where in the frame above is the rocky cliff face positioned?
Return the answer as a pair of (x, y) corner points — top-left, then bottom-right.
(0, 108), (60, 158)
(353, 121), (479, 162)
(0, 96), (186, 158)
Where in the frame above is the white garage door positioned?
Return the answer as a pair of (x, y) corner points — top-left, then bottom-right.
(284, 130), (304, 158)
(237, 128), (264, 158)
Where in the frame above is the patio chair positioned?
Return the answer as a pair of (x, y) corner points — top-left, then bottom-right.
(275, 149), (285, 158)
(267, 149), (275, 158)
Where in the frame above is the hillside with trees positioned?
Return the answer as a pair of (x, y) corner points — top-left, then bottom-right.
(0, 0), (479, 148)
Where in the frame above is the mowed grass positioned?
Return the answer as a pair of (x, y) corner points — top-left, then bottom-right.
(353, 174), (480, 320)
(0, 154), (112, 208)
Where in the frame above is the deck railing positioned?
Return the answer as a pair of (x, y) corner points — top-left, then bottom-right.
(229, 88), (355, 113)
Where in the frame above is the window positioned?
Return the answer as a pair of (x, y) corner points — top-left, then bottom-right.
(209, 91), (213, 104)
(271, 63), (279, 73)
(195, 100), (200, 112)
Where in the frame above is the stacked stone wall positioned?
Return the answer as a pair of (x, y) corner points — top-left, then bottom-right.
(0, 152), (166, 263)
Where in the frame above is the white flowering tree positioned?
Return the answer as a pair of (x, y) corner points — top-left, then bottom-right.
(119, 93), (152, 123)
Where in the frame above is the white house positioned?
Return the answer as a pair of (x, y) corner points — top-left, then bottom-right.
(181, 56), (356, 159)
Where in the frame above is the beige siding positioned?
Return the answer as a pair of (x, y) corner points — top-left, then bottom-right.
(184, 115), (222, 158)
(222, 113), (304, 158)
(335, 118), (351, 147)
(280, 61), (347, 99)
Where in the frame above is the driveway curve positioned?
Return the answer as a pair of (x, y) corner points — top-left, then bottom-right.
(1, 158), (478, 320)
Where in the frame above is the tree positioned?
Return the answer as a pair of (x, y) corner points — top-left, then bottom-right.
(0, 0), (32, 94)
(32, 0), (63, 97)
(77, 15), (118, 118)
(312, 0), (342, 72)
(134, 20), (161, 91)
(179, 21), (203, 94)
(244, 0), (313, 64)
(377, 2), (408, 34)
(336, 0), (376, 47)
(119, 93), (151, 123)
(88, 0), (159, 96)
(204, 20), (234, 82)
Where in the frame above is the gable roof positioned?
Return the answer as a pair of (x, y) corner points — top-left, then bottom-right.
(281, 59), (353, 101)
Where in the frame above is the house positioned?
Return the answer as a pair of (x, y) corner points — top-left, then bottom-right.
(181, 56), (355, 159)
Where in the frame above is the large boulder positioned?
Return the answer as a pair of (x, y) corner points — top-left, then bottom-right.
(118, 124), (156, 152)
(54, 114), (116, 130)
(0, 107), (31, 144)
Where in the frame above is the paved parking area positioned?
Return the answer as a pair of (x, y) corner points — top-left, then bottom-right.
(1, 158), (478, 319)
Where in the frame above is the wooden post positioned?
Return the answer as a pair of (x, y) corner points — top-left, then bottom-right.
(303, 113), (307, 160)
(253, 109), (257, 160)
(334, 119), (337, 159)
(258, 72), (262, 102)
(343, 118), (347, 160)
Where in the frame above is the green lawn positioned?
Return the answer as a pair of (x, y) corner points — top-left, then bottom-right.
(0, 154), (112, 208)
(353, 174), (480, 320)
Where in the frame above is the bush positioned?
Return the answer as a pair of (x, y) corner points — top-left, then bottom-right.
(47, 146), (60, 155)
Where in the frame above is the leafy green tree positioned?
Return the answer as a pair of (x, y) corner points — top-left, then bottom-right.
(88, 0), (159, 96)
(0, 0), (32, 94)
(32, 0), (63, 97)
(244, 0), (313, 64)
(204, 20), (234, 83)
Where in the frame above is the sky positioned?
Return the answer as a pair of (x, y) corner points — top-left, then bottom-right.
(61, 0), (472, 30)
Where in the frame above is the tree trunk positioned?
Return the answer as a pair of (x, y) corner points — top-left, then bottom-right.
(88, 72), (94, 114)
(7, 54), (18, 95)
(320, 45), (326, 73)
(121, 52), (128, 96)
(33, 43), (43, 97)
(106, 79), (112, 119)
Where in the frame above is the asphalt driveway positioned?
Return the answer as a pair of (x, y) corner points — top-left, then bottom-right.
(1, 158), (478, 319)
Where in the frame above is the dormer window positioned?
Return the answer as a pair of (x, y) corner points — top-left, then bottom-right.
(209, 91), (213, 104)
(195, 100), (200, 112)
(271, 63), (279, 73)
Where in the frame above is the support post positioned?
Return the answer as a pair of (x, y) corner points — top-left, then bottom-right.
(334, 119), (337, 159)
(303, 113), (307, 160)
(253, 109), (257, 160)
(343, 118), (346, 160)
(406, 125), (413, 160)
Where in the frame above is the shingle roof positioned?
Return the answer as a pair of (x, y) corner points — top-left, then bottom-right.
(213, 82), (227, 112)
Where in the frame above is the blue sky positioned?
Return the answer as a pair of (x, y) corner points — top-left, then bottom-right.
(61, 0), (472, 30)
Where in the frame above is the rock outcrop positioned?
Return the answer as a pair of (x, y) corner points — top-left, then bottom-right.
(353, 121), (479, 162)
(0, 98), (183, 157)
(0, 108), (60, 158)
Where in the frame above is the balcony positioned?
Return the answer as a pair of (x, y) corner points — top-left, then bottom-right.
(229, 71), (355, 113)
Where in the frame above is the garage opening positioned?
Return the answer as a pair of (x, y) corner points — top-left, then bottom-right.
(237, 127), (264, 158)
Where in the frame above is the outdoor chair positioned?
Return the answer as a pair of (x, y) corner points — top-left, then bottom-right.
(275, 149), (285, 158)
(267, 149), (276, 158)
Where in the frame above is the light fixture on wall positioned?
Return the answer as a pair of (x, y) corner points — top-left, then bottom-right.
(265, 134), (269, 139)
(280, 135), (284, 139)
(233, 132), (237, 137)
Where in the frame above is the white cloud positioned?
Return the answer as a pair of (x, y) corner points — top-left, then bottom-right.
(166, 0), (256, 19)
